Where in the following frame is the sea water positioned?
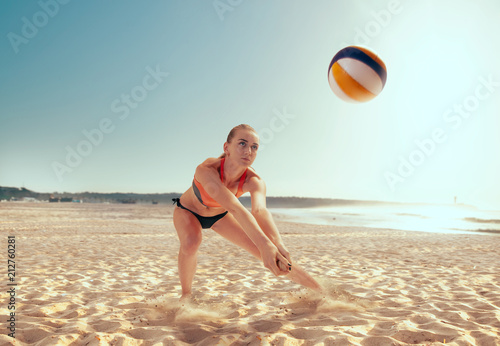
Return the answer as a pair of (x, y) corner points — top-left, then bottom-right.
(269, 203), (500, 235)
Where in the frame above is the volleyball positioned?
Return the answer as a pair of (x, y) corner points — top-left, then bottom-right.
(328, 46), (387, 103)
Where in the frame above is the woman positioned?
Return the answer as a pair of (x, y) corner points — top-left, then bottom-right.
(172, 124), (321, 299)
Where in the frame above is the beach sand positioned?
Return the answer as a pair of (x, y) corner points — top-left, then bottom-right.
(1, 202), (499, 345)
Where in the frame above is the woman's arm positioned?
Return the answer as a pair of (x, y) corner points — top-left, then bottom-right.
(248, 176), (323, 292)
(195, 164), (289, 276)
(247, 177), (291, 265)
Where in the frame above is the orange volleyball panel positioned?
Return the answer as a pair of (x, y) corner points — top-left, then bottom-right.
(331, 62), (376, 102)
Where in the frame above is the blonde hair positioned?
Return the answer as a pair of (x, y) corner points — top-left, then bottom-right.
(219, 124), (257, 158)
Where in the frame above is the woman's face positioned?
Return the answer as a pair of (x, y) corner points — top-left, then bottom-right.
(224, 129), (259, 167)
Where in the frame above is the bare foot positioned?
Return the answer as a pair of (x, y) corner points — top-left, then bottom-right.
(180, 293), (192, 304)
(288, 265), (323, 292)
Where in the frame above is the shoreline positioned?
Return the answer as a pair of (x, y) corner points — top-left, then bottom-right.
(269, 206), (500, 237)
(1, 202), (499, 345)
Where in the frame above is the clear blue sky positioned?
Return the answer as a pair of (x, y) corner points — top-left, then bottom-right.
(1, 1), (500, 209)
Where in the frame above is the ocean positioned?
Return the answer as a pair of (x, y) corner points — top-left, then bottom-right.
(269, 203), (500, 235)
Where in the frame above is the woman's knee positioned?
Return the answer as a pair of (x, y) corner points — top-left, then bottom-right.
(179, 232), (202, 255)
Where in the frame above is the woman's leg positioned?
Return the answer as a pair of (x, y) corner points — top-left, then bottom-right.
(173, 207), (203, 298)
(211, 212), (262, 259)
(211, 213), (322, 291)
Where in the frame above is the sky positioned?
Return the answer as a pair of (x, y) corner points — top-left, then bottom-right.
(1, 0), (500, 210)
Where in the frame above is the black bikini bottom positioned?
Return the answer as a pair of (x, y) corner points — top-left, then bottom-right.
(172, 198), (228, 229)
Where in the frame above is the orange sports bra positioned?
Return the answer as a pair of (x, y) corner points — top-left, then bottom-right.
(192, 158), (247, 208)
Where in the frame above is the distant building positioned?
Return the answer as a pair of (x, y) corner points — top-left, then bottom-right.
(22, 197), (38, 202)
(49, 195), (74, 203)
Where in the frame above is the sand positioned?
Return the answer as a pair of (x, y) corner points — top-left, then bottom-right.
(1, 202), (499, 345)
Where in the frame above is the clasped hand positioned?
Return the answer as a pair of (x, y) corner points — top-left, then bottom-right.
(260, 243), (292, 276)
